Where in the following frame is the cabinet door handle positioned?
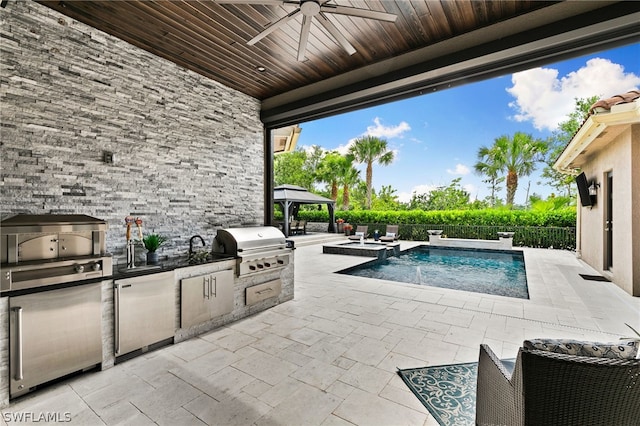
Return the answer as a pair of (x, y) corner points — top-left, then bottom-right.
(12, 307), (23, 381)
(114, 285), (120, 354)
(210, 277), (216, 297)
(203, 277), (210, 299)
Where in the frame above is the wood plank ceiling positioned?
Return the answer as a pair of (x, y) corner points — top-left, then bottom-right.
(36, 1), (640, 126)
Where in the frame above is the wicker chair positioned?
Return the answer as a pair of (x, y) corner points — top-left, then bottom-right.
(476, 343), (640, 426)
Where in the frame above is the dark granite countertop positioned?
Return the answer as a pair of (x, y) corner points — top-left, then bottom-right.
(113, 253), (236, 280)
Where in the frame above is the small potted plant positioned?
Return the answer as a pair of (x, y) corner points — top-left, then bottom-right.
(336, 218), (344, 233)
(142, 233), (167, 265)
(343, 223), (353, 236)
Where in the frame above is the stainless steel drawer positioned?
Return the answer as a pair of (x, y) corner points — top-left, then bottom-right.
(246, 279), (281, 306)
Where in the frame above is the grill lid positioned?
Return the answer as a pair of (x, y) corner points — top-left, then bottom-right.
(215, 226), (286, 255)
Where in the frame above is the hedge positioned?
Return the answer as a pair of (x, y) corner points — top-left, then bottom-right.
(298, 209), (576, 227)
(296, 209), (577, 249)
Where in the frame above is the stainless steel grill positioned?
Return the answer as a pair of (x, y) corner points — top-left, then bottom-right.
(214, 226), (291, 276)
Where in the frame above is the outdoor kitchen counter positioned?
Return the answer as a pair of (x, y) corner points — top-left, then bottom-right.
(1, 251), (293, 408)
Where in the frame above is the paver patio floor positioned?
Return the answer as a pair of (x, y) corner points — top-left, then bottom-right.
(3, 237), (639, 425)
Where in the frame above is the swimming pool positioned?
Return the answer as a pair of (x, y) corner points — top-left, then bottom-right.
(338, 246), (529, 299)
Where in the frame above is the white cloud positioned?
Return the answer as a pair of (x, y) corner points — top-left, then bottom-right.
(446, 163), (470, 175)
(365, 117), (411, 138)
(464, 184), (478, 200)
(507, 58), (640, 131)
(336, 117), (410, 156)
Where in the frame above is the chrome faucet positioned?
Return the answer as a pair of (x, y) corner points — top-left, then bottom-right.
(189, 235), (206, 257)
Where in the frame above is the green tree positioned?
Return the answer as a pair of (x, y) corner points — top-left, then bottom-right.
(315, 151), (345, 200)
(408, 178), (471, 210)
(484, 132), (547, 207)
(348, 136), (394, 209)
(426, 178), (471, 210)
(474, 145), (505, 207)
(338, 164), (361, 210)
(274, 149), (314, 190)
(541, 96), (599, 197)
(371, 185), (401, 210)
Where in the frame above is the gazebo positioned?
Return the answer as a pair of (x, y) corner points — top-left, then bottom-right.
(274, 185), (336, 237)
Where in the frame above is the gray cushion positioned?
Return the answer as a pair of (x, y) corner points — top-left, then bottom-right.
(523, 338), (639, 359)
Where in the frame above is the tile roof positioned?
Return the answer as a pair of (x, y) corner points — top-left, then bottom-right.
(589, 90), (640, 114)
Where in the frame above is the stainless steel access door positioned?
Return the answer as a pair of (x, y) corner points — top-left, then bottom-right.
(114, 271), (175, 356)
(9, 283), (102, 398)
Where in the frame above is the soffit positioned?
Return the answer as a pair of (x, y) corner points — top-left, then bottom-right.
(36, 1), (640, 127)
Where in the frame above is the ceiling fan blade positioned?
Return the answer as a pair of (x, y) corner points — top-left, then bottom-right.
(248, 8), (301, 45)
(316, 13), (356, 56)
(320, 4), (397, 22)
(297, 14), (313, 61)
(214, 0), (295, 6)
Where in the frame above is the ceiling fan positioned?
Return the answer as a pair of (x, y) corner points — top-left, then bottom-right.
(215, 0), (397, 61)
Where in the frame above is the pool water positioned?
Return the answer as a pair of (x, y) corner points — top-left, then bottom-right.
(338, 246), (529, 299)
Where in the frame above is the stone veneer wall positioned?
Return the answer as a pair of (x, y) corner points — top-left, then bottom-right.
(0, 2), (265, 263)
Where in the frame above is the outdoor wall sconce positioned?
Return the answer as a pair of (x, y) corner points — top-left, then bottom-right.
(588, 181), (599, 206)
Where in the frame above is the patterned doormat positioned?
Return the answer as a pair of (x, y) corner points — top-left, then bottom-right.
(398, 362), (478, 426)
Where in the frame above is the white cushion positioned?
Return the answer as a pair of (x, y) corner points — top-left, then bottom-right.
(355, 232), (364, 237)
(385, 232), (396, 238)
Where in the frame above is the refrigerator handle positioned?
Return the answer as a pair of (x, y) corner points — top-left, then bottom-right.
(114, 284), (120, 354)
(13, 307), (23, 381)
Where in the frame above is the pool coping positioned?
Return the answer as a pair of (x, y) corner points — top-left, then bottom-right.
(322, 240), (401, 259)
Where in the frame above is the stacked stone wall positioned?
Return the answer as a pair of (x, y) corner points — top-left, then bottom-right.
(0, 2), (264, 263)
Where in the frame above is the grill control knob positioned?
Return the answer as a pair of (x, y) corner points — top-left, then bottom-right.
(92, 263), (101, 271)
(264, 262), (271, 267)
(74, 265), (85, 273)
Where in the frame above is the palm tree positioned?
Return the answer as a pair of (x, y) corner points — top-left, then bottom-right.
(338, 162), (360, 210)
(315, 151), (344, 201)
(488, 132), (547, 207)
(474, 145), (504, 207)
(348, 135), (394, 209)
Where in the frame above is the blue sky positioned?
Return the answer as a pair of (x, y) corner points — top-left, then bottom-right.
(295, 43), (640, 205)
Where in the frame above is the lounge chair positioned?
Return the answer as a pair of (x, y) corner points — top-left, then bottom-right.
(379, 225), (399, 242)
(476, 341), (640, 425)
(348, 225), (368, 240)
(290, 220), (307, 235)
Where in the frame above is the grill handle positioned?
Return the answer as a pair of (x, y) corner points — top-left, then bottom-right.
(237, 243), (286, 253)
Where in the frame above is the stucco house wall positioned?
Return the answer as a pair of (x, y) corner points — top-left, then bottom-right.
(577, 126), (638, 296)
(0, 2), (265, 263)
(556, 90), (639, 297)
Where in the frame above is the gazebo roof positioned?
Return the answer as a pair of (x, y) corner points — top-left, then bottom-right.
(274, 185), (335, 205)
